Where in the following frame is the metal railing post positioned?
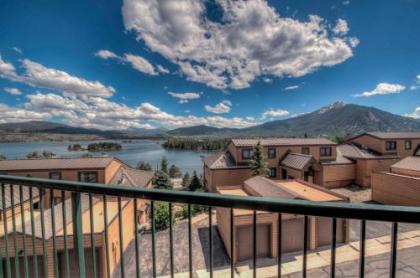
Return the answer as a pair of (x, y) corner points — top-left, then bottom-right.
(72, 192), (86, 277)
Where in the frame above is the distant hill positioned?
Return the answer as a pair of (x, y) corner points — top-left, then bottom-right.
(239, 102), (420, 137)
(169, 102), (420, 137)
(2, 102), (420, 139)
(167, 125), (239, 136)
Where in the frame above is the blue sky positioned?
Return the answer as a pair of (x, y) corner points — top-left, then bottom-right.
(0, 0), (419, 130)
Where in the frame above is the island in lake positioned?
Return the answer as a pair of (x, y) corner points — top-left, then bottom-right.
(68, 142), (123, 152)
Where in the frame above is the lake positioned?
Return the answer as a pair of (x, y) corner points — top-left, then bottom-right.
(0, 140), (210, 174)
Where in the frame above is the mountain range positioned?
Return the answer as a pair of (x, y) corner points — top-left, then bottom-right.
(1, 102), (420, 138)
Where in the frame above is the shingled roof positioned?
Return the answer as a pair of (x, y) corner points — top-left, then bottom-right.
(0, 157), (115, 171)
(231, 138), (336, 147)
(202, 151), (238, 169)
(366, 132), (420, 139)
(392, 156), (420, 172)
(280, 153), (315, 170)
(337, 144), (377, 159)
(244, 176), (295, 199)
(108, 166), (154, 187)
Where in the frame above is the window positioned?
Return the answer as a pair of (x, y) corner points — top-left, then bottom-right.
(405, 140), (412, 150)
(241, 149), (254, 159)
(320, 147), (332, 157)
(79, 171), (98, 183)
(268, 168), (277, 178)
(386, 141), (397, 151)
(302, 147), (310, 155)
(268, 148), (276, 159)
(49, 172), (61, 180)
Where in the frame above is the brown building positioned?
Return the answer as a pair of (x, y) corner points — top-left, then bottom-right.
(372, 156), (420, 206)
(216, 176), (349, 263)
(346, 132), (420, 158)
(203, 138), (348, 191)
(0, 157), (154, 213)
(0, 194), (134, 277)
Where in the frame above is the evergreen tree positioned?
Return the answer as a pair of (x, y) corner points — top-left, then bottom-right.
(249, 141), (269, 176)
(160, 156), (169, 174)
(153, 171), (173, 189)
(137, 161), (153, 171)
(169, 164), (182, 178)
(182, 172), (191, 188)
(188, 171), (202, 191)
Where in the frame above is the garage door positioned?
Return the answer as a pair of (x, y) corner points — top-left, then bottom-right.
(282, 217), (307, 253)
(237, 224), (271, 261)
(316, 217), (345, 247)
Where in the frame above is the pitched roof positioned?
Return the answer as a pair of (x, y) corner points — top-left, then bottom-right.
(0, 185), (40, 211)
(108, 166), (154, 187)
(231, 138), (336, 147)
(244, 176), (295, 198)
(367, 132), (420, 139)
(392, 156), (420, 172)
(202, 151), (238, 169)
(0, 157), (115, 171)
(280, 153), (314, 170)
(243, 176), (345, 202)
(337, 144), (377, 159)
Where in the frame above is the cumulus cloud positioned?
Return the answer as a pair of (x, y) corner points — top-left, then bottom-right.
(348, 37), (360, 47)
(410, 75), (420, 91)
(95, 49), (119, 60)
(124, 54), (158, 76)
(204, 100), (232, 114)
(261, 109), (290, 119)
(354, 83), (406, 97)
(284, 85), (299, 91)
(0, 55), (115, 98)
(333, 19), (349, 35)
(168, 92), (201, 103)
(4, 87), (22, 96)
(406, 107), (420, 119)
(11, 47), (22, 54)
(1, 91), (258, 129)
(122, 0), (356, 89)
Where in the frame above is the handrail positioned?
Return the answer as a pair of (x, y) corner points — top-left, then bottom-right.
(2, 174), (420, 223)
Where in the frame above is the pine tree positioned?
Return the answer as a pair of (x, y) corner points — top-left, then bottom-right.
(249, 141), (269, 176)
(182, 172), (191, 188)
(137, 161), (153, 171)
(188, 171), (202, 191)
(153, 171), (173, 189)
(160, 156), (169, 174)
(169, 164), (182, 178)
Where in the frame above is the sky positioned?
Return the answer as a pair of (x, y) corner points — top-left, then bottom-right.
(0, 0), (419, 130)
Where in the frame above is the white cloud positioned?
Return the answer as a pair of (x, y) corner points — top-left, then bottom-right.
(204, 100), (232, 114)
(0, 103), (50, 123)
(157, 65), (170, 74)
(123, 54), (158, 76)
(95, 49), (119, 60)
(410, 75), (420, 91)
(355, 83), (406, 97)
(342, 0), (350, 5)
(0, 55), (115, 98)
(168, 92), (201, 103)
(348, 37), (360, 47)
(261, 109), (290, 119)
(333, 19), (349, 35)
(4, 87), (22, 96)
(284, 85), (299, 91)
(406, 107), (420, 119)
(122, 0), (356, 89)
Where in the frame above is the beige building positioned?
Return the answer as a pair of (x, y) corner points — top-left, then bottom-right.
(0, 194), (135, 277)
(216, 176), (349, 263)
(372, 156), (420, 206)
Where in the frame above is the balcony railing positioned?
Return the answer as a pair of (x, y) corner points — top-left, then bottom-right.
(1, 174), (420, 278)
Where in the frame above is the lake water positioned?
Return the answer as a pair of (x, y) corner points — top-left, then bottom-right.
(0, 140), (209, 174)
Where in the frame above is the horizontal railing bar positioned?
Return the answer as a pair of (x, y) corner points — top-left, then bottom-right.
(2, 175), (420, 223)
